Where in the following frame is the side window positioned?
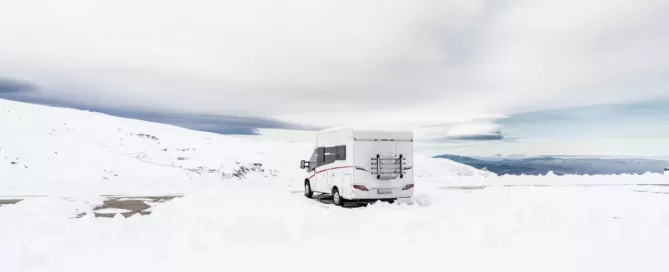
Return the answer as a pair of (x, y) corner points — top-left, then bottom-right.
(312, 145), (346, 169)
(324, 147), (337, 165)
(335, 145), (346, 161)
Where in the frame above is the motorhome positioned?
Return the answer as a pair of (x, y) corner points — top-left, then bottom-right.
(300, 127), (414, 205)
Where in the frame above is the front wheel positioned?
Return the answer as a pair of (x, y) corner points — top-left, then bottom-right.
(332, 187), (344, 207)
(304, 181), (313, 199)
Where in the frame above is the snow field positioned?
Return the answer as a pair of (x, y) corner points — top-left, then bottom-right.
(2, 184), (669, 272)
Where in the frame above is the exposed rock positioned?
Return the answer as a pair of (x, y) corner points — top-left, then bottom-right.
(221, 163), (274, 179)
(136, 134), (159, 141)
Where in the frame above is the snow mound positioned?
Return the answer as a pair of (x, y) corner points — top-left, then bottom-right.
(415, 154), (494, 178)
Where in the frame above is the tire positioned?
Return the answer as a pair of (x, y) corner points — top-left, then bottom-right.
(332, 187), (344, 207)
(304, 180), (313, 199)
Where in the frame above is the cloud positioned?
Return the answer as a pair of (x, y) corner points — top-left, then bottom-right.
(446, 133), (504, 141)
(0, 84), (308, 135)
(1, 0), (668, 129)
(0, 79), (37, 93)
(141, 112), (313, 135)
(415, 119), (505, 142)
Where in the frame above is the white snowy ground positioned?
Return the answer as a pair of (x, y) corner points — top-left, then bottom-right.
(2, 98), (669, 272)
(3, 185), (669, 272)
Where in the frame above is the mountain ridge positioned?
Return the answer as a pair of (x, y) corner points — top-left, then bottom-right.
(434, 154), (669, 175)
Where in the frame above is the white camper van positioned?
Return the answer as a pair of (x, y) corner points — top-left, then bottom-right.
(300, 127), (414, 205)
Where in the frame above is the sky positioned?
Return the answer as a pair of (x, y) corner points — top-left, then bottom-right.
(415, 100), (669, 157)
(1, 0), (668, 157)
(0, 79), (308, 135)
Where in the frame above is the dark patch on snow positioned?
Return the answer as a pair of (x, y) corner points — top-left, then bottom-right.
(221, 163), (276, 179)
(185, 167), (204, 175)
(136, 134), (159, 141)
(89, 195), (182, 218)
(0, 199), (23, 207)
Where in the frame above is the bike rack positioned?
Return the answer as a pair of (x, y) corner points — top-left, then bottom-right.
(370, 154), (406, 180)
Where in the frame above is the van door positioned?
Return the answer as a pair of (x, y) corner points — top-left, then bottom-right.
(317, 169), (329, 193)
(315, 147), (328, 193)
(307, 148), (320, 191)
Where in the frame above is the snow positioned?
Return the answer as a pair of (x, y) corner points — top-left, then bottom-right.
(2, 185), (669, 272)
(0, 98), (313, 195)
(93, 208), (134, 214)
(2, 98), (669, 272)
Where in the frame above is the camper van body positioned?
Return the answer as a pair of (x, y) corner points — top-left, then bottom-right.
(300, 128), (414, 204)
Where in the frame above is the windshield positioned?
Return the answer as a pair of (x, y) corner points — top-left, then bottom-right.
(308, 149), (318, 172)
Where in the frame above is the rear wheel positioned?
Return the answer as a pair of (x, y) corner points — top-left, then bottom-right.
(332, 187), (344, 206)
(304, 180), (313, 199)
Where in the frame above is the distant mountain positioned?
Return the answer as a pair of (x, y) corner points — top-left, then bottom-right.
(434, 154), (669, 175)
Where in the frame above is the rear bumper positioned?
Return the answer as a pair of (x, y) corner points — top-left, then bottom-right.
(346, 197), (410, 204)
(348, 188), (414, 200)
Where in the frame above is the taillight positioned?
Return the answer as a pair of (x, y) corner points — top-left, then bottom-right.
(402, 184), (414, 190)
(353, 185), (369, 191)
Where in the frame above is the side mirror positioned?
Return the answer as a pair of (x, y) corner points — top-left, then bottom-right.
(300, 160), (307, 169)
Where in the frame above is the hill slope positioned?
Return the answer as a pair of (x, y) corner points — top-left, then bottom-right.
(1, 99), (314, 194)
(0, 99), (489, 195)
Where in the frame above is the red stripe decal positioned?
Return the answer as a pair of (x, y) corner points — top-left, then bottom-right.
(308, 166), (355, 180)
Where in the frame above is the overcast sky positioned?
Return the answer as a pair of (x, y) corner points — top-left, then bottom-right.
(1, 0), (668, 156)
